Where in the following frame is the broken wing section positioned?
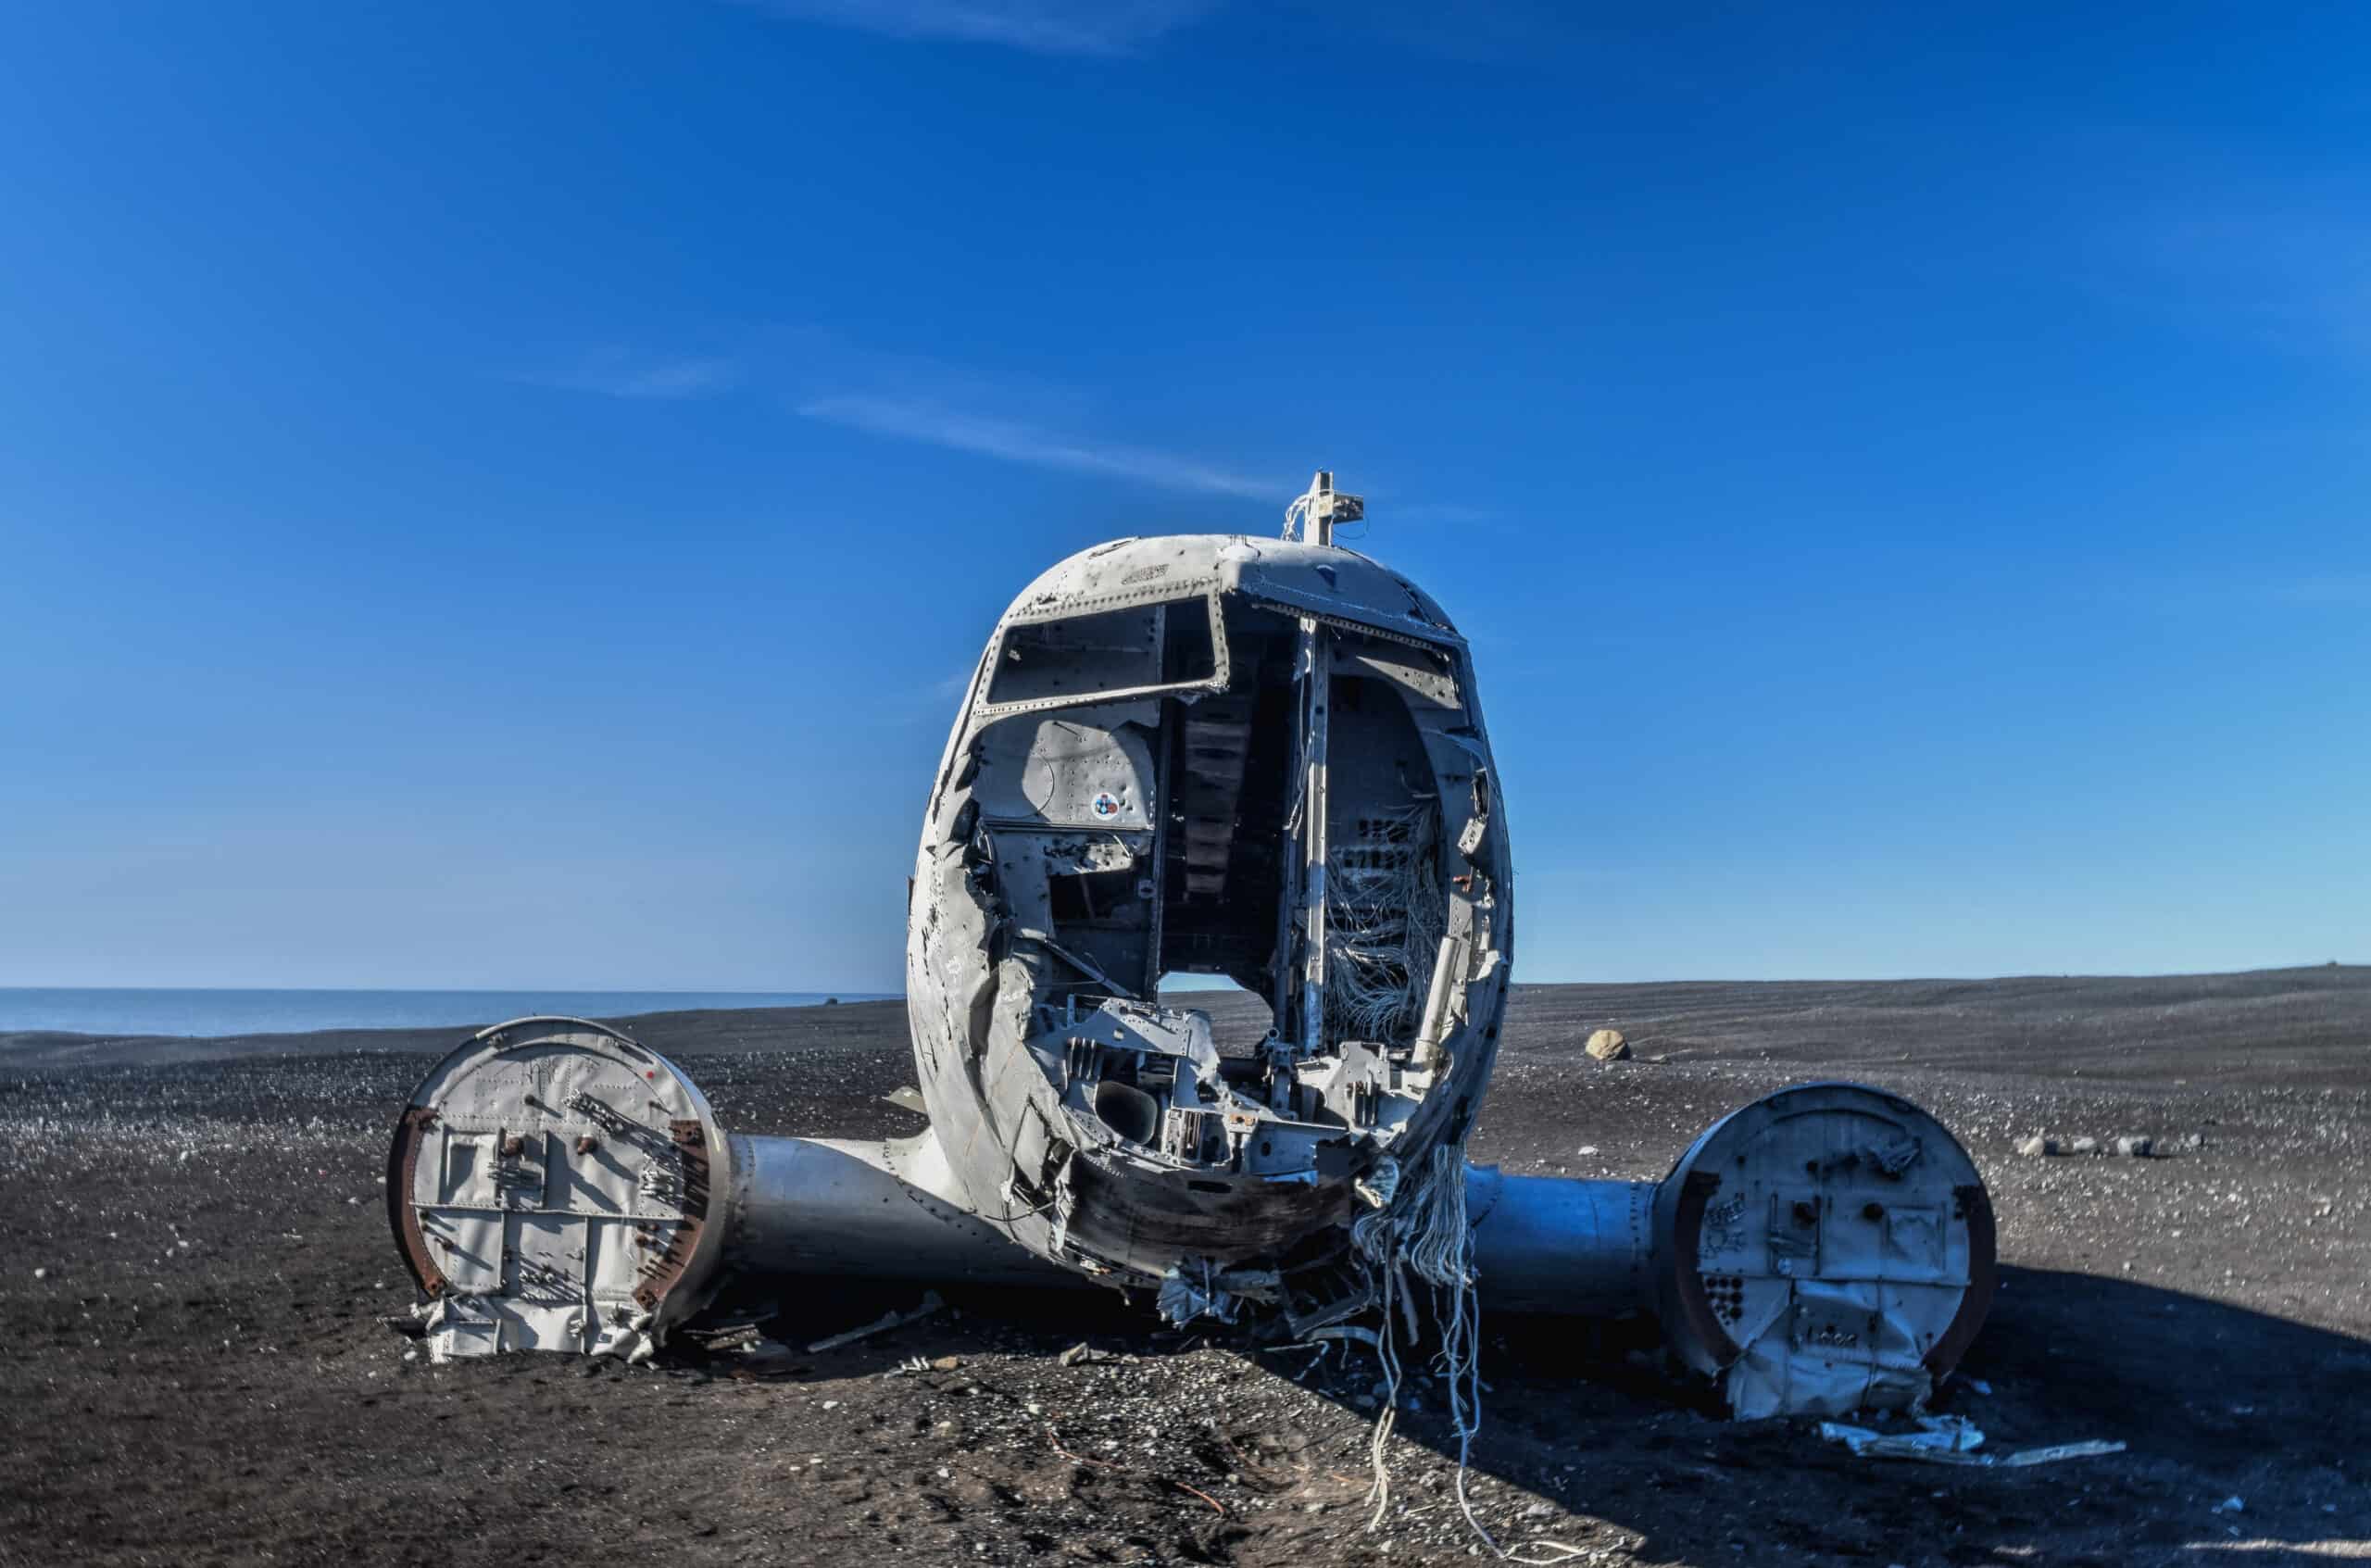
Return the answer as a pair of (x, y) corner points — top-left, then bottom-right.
(1650, 1082), (1999, 1419)
(387, 1018), (731, 1362)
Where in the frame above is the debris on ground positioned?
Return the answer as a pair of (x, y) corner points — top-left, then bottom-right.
(1819, 1415), (2126, 1468)
(732, 1337), (803, 1373)
(805, 1291), (945, 1354)
(2114, 1135), (2154, 1157)
(1818, 1414), (1985, 1459)
(1584, 1029), (1630, 1062)
(2016, 1135), (2059, 1157)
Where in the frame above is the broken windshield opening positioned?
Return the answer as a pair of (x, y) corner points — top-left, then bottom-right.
(981, 596), (1225, 714)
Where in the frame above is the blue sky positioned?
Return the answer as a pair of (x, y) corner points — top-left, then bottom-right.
(0, 2), (2364, 990)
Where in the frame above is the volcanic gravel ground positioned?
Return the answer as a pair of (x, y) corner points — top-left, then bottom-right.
(3, 970), (2367, 1566)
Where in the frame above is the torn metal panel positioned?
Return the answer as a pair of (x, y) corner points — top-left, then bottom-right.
(387, 1017), (730, 1361)
(1650, 1082), (1998, 1419)
(906, 526), (1514, 1305)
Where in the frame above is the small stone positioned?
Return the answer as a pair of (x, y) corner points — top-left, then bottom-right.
(2015, 1135), (2058, 1157)
(2113, 1135), (2153, 1158)
(1576, 1146), (1600, 1157)
(31, 1266), (49, 1281)
(2181, 1131), (2208, 1150)
(821, 1399), (840, 1410)
(930, 1355), (962, 1371)
(2069, 1136), (2099, 1155)
(1585, 1029), (1631, 1062)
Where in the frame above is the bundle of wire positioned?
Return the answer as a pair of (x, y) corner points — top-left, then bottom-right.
(1350, 1146), (1492, 1546)
(1325, 803), (1445, 1046)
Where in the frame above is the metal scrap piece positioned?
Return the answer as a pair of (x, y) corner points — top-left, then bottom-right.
(805, 1290), (946, 1354)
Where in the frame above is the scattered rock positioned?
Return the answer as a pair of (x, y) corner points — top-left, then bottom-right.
(931, 1355), (962, 1371)
(2069, 1136), (2099, 1155)
(2113, 1135), (2153, 1158)
(1576, 1145), (1600, 1157)
(31, 1266), (50, 1281)
(2181, 1131), (2209, 1150)
(1058, 1342), (1094, 1367)
(1585, 1029), (1630, 1062)
(2016, 1135), (2059, 1157)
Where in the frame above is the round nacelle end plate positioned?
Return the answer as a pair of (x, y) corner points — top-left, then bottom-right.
(386, 1017), (730, 1360)
(1650, 1082), (1996, 1419)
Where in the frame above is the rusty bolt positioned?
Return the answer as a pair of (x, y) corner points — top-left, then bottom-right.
(575, 1135), (598, 1156)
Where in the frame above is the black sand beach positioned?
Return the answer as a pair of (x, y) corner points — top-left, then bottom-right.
(5, 970), (2366, 1566)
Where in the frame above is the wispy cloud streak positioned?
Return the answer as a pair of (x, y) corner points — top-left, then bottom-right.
(731, 0), (1216, 56)
(799, 394), (1275, 497)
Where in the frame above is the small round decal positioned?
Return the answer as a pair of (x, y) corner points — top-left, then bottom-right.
(1090, 791), (1123, 820)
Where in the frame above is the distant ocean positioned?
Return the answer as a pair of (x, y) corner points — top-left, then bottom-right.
(0, 988), (894, 1039)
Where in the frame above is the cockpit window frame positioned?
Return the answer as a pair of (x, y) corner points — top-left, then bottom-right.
(975, 592), (1233, 721)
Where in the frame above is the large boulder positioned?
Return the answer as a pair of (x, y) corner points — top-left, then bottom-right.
(1585, 1028), (1631, 1062)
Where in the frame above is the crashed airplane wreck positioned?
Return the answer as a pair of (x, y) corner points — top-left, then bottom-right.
(387, 474), (1997, 1423)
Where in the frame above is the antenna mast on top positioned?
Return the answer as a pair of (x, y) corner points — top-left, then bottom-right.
(1282, 470), (1364, 546)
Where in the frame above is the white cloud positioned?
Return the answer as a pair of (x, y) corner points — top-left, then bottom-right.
(799, 393), (1277, 497)
(732, 0), (1216, 55)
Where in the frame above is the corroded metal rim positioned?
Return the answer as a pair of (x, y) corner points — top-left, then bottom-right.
(384, 1016), (734, 1338)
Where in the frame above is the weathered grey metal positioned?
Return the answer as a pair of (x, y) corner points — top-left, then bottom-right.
(1650, 1081), (1996, 1418)
(1463, 1169), (1653, 1318)
(719, 1138), (1656, 1318)
(904, 528), (1512, 1323)
(723, 1134), (1078, 1290)
(384, 1017), (732, 1361)
(388, 1018), (1991, 1418)
(383, 478), (1997, 1415)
